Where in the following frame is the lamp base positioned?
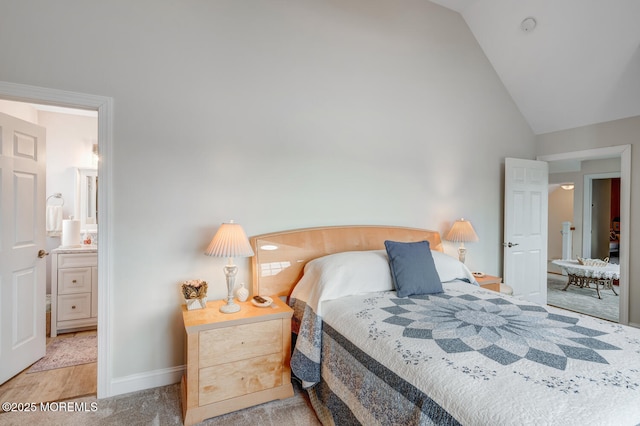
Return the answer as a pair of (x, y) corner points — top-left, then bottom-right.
(219, 301), (240, 314)
(458, 246), (467, 264)
(220, 262), (240, 314)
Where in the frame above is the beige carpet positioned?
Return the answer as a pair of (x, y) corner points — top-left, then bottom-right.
(0, 380), (320, 425)
(27, 335), (97, 373)
(547, 275), (619, 322)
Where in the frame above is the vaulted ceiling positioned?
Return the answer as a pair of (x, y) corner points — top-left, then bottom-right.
(431, 0), (640, 134)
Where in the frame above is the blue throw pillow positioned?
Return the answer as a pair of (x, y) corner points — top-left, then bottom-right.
(384, 240), (443, 297)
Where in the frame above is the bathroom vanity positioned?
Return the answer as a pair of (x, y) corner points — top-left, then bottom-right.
(50, 247), (98, 337)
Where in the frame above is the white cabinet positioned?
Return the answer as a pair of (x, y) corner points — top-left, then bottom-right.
(50, 248), (98, 337)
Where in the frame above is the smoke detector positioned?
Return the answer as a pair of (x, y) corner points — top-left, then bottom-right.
(521, 17), (537, 33)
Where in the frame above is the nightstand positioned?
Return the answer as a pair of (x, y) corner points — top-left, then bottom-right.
(180, 297), (294, 426)
(475, 275), (502, 292)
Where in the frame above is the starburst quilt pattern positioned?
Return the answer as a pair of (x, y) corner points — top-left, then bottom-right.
(381, 293), (620, 370)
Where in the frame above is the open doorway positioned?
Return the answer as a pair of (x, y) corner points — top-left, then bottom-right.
(0, 80), (113, 399)
(540, 147), (629, 325)
(584, 174), (621, 262)
(547, 175), (620, 322)
(0, 100), (98, 402)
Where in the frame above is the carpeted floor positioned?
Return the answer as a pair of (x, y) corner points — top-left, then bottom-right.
(547, 274), (619, 322)
(28, 335), (97, 373)
(0, 379), (320, 426)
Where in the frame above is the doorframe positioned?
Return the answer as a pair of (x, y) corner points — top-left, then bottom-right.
(538, 145), (631, 325)
(0, 81), (113, 397)
(582, 172), (621, 259)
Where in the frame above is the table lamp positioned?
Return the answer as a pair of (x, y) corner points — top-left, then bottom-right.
(204, 220), (254, 313)
(445, 218), (479, 263)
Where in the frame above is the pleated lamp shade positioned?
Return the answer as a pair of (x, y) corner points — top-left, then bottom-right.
(445, 219), (479, 243)
(204, 221), (254, 258)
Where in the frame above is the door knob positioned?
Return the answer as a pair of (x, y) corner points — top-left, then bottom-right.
(503, 242), (519, 248)
(38, 249), (49, 258)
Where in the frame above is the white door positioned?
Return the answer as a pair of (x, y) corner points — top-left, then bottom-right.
(0, 112), (47, 384)
(503, 158), (548, 305)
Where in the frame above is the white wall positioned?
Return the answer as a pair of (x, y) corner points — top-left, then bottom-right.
(0, 1), (536, 393)
(0, 99), (37, 123)
(548, 186), (573, 264)
(37, 110), (98, 219)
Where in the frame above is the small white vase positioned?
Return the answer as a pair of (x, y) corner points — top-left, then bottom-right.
(236, 282), (249, 302)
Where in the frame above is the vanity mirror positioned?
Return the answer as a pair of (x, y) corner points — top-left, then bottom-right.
(76, 168), (98, 233)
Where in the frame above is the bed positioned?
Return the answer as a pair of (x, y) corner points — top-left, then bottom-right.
(250, 225), (640, 426)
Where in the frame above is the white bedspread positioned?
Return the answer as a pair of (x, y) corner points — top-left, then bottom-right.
(291, 281), (640, 425)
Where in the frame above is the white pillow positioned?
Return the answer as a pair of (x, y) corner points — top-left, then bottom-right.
(290, 250), (393, 316)
(431, 250), (477, 284)
(290, 249), (477, 316)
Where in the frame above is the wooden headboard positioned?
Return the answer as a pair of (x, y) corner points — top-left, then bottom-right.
(250, 225), (443, 297)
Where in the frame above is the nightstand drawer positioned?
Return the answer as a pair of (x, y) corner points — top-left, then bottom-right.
(199, 319), (282, 367)
(57, 293), (92, 321)
(58, 268), (93, 294)
(199, 352), (283, 406)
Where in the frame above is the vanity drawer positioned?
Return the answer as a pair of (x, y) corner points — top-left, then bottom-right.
(58, 253), (97, 268)
(198, 352), (283, 406)
(57, 293), (92, 321)
(58, 268), (92, 294)
(199, 319), (282, 368)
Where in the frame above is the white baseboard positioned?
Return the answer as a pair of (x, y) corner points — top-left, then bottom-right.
(108, 365), (185, 398)
(629, 321), (640, 329)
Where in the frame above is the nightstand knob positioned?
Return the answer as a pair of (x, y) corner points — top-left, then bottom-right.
(72, 279), (77, 283)
(72, 305), (76, 309)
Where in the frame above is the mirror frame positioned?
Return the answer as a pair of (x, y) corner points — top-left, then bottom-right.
(75, 167), (98, 233)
